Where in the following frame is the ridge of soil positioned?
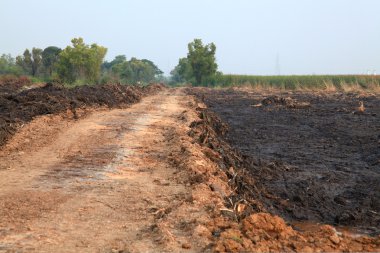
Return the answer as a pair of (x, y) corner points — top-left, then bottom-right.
(0, 81), (165, 147)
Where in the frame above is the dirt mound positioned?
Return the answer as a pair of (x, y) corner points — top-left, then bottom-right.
(214, 213), (380, 252)
(0, 75), (33, 93)
(0, 82), (165, 147)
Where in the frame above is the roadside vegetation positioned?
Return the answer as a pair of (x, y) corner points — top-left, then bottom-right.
(1, 38), (379, 91)
(0, 38), (164, 87)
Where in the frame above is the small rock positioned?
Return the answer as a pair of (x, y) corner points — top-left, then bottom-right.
(303, 246), (314, 253)
(182, 243), (191, 249)
(329, 234), (340, 244)
(252, 235), (260, 243)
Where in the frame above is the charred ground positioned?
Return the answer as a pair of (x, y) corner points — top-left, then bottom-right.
(188, 88), (380, 235)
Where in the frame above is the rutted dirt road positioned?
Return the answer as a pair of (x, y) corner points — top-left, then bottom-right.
(0, 89), (211, 252)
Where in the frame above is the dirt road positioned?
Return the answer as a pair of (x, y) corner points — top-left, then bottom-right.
(0, 89), (209, 252)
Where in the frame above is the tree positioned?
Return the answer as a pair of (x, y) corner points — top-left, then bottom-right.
(56, 38), (107, 84)
(171, 39), (218, 85)
(31, 48), (42, 76)
(170, 57), (193, 83)
(16, 48), (43, 76)
(187, 39), (217, 85)
(101, 55), (163, 84)
(16, 49), (32, 75)
(42, 46), (61, 76)
(0, 54), (22, 75)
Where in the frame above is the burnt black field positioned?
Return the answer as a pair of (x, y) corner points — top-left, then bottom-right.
(190, 88), (380, 235)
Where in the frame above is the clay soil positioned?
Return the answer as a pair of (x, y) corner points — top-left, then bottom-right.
(188, 88), (380, 236)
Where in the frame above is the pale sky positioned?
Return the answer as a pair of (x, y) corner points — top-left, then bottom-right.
(1, 0), (379, 75)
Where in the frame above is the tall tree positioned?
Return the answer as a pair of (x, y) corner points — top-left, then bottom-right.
(31, 48), (42, 76)
(187, 39), (217, 85)
(56, 38), (107, 84)
(16, 48), (43, 76)
(171, 39), (218, 85)
(16, 49), (32, 75)
(42, 46), (61, 76)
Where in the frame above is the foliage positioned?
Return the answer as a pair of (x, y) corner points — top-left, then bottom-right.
(0, 54), (22, 75)
(187, 39), (217, 85)
(171, 39), (218, 85)
(16, 49), (32, 75)
(102, 55), (163, 84)
(42, 46), (62, 77)
(31, 48), (43, 77)
(56, 38), (107, 84)
(170, 57), (193, 83)
(16, 48), (43, 76)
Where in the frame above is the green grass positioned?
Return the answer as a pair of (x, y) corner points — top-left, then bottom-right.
(210, 75), (380, 90)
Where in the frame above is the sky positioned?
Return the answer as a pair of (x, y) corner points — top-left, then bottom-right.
(0, 0), (379, 75)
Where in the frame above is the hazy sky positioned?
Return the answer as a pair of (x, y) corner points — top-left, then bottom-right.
(1, 0), (379, 75)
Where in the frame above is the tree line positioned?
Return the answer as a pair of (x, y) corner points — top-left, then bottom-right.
(1, 38), (220, 86)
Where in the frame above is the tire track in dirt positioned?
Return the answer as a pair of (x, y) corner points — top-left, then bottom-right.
(0, 89), (207, 252)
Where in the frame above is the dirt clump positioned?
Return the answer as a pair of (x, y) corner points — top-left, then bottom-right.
(214, 213), (380, 252)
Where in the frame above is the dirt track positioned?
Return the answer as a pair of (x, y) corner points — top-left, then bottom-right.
(0, 89), (213, 252)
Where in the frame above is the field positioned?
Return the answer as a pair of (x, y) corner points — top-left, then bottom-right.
(211, 75), (380, 90)
(189, 88), (380, 234)
(0, 79), (379, 252)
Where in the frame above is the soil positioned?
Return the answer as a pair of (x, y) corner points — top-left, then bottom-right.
(0, 80), (164, 147)
(0, 88), (224, 252)
(188, 88), (380, 236)
(0, 85), (379, 252)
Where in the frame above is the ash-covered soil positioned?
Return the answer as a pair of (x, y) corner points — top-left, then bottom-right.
(189, 88), (380, 235)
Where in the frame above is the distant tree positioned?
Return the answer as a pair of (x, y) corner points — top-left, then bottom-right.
(16, 48), (43, 76)
(170, 57), (193, 83)
(102, 55), (163, 84)
(0, 54), (22, 75)
(187, 39), (217, 85)
(171, 39), (218, 85)
(42, 46), (61, 76)
(56, 38), (107, 84)
(31, 48), (43, 76)
(16, 49), (32, 75)
(141, 59), (164, 76)
(102, 55), (127, 71)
